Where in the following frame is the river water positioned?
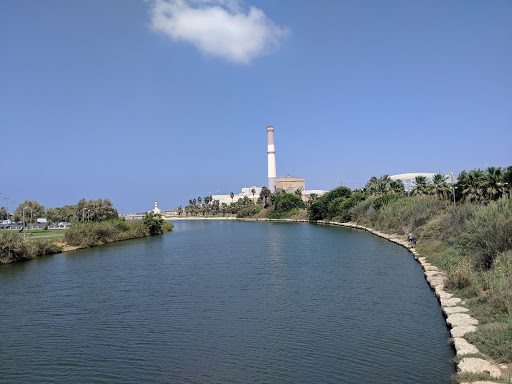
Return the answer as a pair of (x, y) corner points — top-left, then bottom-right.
(0, 220), (454, 383)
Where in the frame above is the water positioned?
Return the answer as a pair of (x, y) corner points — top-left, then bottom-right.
(0, 220), (454, 383)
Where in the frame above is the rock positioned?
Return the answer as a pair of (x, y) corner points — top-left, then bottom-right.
(446, 313), (479, 327)
(453, 337), (479, 355)
(458, 357), (501, 378)
(460, 382), (503, 384)
(451, 325), (477, 337)
(436, 290), (453, 300)
(441, 297), (462, 307)
(424, 265), (439, 271)
(443, 306), (469, 315)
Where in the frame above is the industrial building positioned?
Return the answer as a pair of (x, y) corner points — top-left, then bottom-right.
(275, 176), (305, 193)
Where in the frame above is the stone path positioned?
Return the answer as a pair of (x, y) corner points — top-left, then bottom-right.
(317, 220), (506, 384)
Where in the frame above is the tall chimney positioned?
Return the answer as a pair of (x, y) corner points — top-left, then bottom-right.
(267, 126), (276, 192)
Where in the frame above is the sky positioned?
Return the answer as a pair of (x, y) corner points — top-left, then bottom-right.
(1, 0), (511, 213)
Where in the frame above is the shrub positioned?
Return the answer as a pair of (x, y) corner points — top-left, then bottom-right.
(464, 199), (512, 268)
(372, 194), (401, 210)
(237, 206), (262, 218)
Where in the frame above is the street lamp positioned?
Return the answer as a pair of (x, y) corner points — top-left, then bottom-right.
(22, 207), (27, 236)
(497, 183), (508, 199)
(449, 172), (456, 204)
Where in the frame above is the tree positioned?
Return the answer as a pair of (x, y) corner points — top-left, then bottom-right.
(198, 196), (202, 206)
(259, 187), (271, 208)
(411, 176), (430, 196)
(142, 212), (165, 235)
(484, 166), (504, 200)
(251, 188), (256, 203)
(230, 192), (235, 205)
(431, 173), (449, 199)
(177, 206), (183, 216)
(0, 207), (7, 221)
(13, 200), (45, 223)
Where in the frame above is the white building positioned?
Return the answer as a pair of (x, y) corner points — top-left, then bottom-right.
(211, 186), (263, 205)
(390, 172), (452, 192)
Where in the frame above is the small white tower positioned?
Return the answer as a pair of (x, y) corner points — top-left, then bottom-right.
(153, 200), (161, 214)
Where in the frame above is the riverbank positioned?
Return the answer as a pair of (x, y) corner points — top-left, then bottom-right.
(312, 219), (507, 384)
(0, 218), (173, 264)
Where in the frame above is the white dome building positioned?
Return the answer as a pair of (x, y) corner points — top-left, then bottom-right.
(389, 172), (452, 192)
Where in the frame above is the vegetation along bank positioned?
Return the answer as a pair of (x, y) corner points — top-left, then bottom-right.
(0, 211), (173, 265)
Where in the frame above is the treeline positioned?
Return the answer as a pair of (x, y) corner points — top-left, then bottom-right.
(3, 198), (118, 223)
(0, 212), (174, 264)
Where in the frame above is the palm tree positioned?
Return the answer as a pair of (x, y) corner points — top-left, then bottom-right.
(177, 206), (183, 216)
(198, 196), (202, 206)
(431, 173), (448, 199)
(260, 187), (271, 208)
(251, 188), (256, 204)
(230, 192), (234, 205)
(411, 176), (430, 196)
(484, 166), (504, 200)
(390, 179), (405, 195)
(461, 169), (486, 202)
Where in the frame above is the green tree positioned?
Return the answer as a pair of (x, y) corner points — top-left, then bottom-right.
(431, 173), (449, 199)
(484, 166), (504, 200)
(177, 206), (183, 216)
(0, 207), (7, 221)
(230, 192), (235, 205)
(13, 200), (45, 223)
(251, 188), (256, 203)
(260, 187), (271, 208)
(411, 176), (430, 196)
(142, 212), (165, 235)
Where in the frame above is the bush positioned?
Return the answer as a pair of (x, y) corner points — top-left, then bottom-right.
(464, 199), (512, 268)
(270, 193), (305, 219)
(372, 194), (401, 210)
(237, 206), (263, 218)
(0, 232), (63, 264)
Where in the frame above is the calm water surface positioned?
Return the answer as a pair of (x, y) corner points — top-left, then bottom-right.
(0, 221), (454, 383)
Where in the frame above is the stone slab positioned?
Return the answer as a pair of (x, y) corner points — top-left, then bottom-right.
(441, 297), (462, 307)
(458, 358), (501, 378)
(453, 337), (479, 356)
(447, 313), (479, 327)
(443, 306), (469, 315)
(451, 325), (477, 337)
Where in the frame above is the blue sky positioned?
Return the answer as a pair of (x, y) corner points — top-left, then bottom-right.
(1, 0), (511, 213)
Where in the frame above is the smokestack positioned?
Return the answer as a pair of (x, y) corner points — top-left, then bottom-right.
(267, 126), (276, 192)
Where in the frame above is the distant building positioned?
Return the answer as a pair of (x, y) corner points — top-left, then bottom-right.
(276, 176), (305, 193)
(389, 172), (452, 192)
(211, 186), (263, 205)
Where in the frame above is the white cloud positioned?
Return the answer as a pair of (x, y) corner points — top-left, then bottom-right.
(149, 0), (289, 64)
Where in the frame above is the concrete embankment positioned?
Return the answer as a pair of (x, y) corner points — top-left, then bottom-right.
(315, 220), (506, 384)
